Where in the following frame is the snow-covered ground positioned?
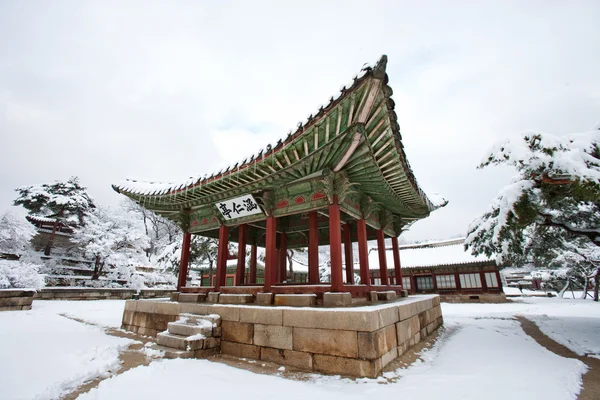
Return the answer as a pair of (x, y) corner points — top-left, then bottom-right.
(0, 297), (598, 400)
(0, 301), (133, 400)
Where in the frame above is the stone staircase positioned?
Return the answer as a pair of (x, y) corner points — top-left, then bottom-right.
(150, 313), (222, 359)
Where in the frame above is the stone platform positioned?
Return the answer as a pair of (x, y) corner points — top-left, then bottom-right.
(122, 294), (442, 378)
(0, 289), (35, 311)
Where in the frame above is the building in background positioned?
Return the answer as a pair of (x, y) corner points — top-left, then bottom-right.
(370, 238), (506, 302)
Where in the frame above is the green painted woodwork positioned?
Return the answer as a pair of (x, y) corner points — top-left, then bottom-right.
(113, 56), (440, 242)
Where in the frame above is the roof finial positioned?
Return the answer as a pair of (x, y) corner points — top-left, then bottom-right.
(373, 55), (388, 79)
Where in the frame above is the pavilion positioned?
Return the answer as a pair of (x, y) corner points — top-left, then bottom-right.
(113, 55), (445, 300)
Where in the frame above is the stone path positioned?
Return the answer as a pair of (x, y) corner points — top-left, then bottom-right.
(57, 313), (598, 400)
(517, 316), (600, 400)
(58, 315), (155, 400)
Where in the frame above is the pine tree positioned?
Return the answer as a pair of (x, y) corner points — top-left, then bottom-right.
(466, 125), (600, 300)
(13, 177), (96, 255)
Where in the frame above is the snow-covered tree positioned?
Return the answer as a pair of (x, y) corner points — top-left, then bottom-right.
(71, 206), (149, 287)
(14, 177), (96, 255)
(158, 236), (227, 284)
(0, 212), (36, 256)
(466, 125), (600, 300)
(123, 199), (180, 261)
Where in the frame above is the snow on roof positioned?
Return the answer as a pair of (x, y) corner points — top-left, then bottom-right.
(112, 55), (440, 214)
(370, 238), (492, 269)
(26, 215), (58, 224)
(397, 237), (465, 250)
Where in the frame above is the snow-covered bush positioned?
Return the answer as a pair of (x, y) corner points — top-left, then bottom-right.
(0, 259), (45, 289)
(0, 212), (36, 255)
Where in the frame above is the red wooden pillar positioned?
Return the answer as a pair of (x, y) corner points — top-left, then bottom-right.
(215, 225), (229, 291)
(409, 274), (417, 294)
(376, 229), (389, 286)
(235, 224), (248, 286)
(308, 211), (320, 284)
(454, 271), (462, 292)
(329, 198), (343, 292)
(496, 270), (503, 292)
(343, 223), (354, 284)
(391, 236), (402, 287)
(278, 233), (288, 282)
(249, 243), (257, 284)
(357, 219), (370, 286)
(264, 216), (277, 291)
(177, 232), (192, 291)
(480, 269), (488, 292)
(431, 269), (438, 291)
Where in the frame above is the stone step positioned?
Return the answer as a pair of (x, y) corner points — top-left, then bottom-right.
(147, 343), (194, 359)
(168, 321), (213, 337)
(179, 313), (222, 327)
(157, 331), (205, 351)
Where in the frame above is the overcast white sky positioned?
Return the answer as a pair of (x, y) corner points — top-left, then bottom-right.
(1, 0), (598, 242)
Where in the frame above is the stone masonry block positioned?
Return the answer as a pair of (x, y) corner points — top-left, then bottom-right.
(203, 337), (220, 349)
(396, 315), (419, 346)
(293, 327), (358, 358)
(122, 310), (134, 326)
(254, 324), (292, 350)
(154, 302), (180, 316)
(124, 300), (138, 311)
(167, 322), (213, 337)
(255, 292), (274, 305)
(378, 305), (400, 327)
(179, 303), (210, 315)
(208, 305), (240, 322)
(283, 309), (380, 332)
(398, 302), (416, 322)
(150, 313), (177, 332)
(323, 292), (352, 307)
(380, 346), (398, 368)
(274, 294), (316, 307)
(0, 297), (33, 307)
(419, 310), (430, 328)
(368, 291), (378, 302)
(313, 354), (381, 378)
(178, 293), (206, 303)
(132, 311), (149, 328)
(398, 340), (409, 357)
(219, 294), (253, 304)
(377, 291), (397, 301)
(240, 307), (283, 326)
(222, 321), (254, 344)
(358, 324), (398, 360)
(260, 348), (313, 371)
(135, 301), (156, 314)
(0, 290), (25, 298)
(207, 292), (220, 303)
(194, 347), (219, 358)
(221, 341), (260, 360)
(169, 292), (180, 302)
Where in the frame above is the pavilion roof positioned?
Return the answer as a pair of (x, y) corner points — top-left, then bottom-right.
(113, 55), (444, 222)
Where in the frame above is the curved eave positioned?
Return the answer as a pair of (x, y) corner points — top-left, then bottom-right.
(112, 55), (440, 218)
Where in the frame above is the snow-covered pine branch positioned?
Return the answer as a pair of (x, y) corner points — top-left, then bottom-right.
(466, 124), (600, 300)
